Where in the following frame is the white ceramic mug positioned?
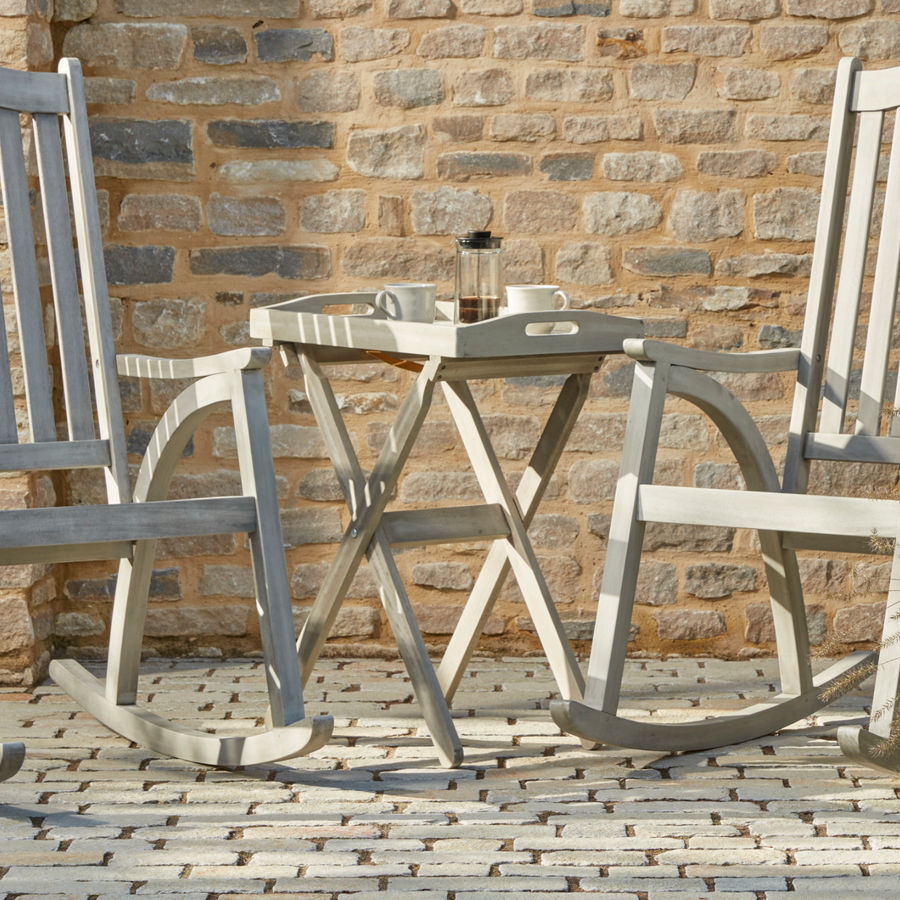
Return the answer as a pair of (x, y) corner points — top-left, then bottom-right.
(375, 283), (437, 323)
(505, 285), (570, 333)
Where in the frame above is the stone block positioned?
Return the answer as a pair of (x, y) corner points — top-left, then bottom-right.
(684, 563), (757, 598)
(539, 152), (593, 181)
(758, 323), (802, 348)
(116, 0), (300, 13)
(192, 25), (248, 64)
(54, 611), (104, 637)
(809, 460), (898, 498)
(0, 599), (33, 653)
(433, 115), (483, 143)
(716, 252), (812, 278)
(502, 555), (581, 604)
(144, 606), (248, 637)
(401, 471), (482, 502)
(56, 0), (98, 20)
(792, 67), (836, 104)
(655, 609), (726, 641)
(654, 109), (736, 143)
(254, 28), (333, 62)
(568, 458), (618, 502)
(694, 462), (744, 490)
(788, 0), (871, 16)
(525, 68), (613, 103)
(691, 324), (743, 351)
(798, 558), (848, 594)
(697, 150), (776, 178)
(669, 190), (745, 242)
(198, 566), (255, 598)
(132, 298), (206, 349)
(493, 24), (584, 61)
(281, 508), (343, 547)
(296, 469), (344, 501)
(840, 20), (900, 58)
(453, 69), (515, 107)
(208, 194), (286, 236)
(623, 247), (711, 277)
(760, 24), (829, 59)
(84, 77), (136, 104)
(347, 125), (425, 179)
(300, 190), (367, 234)
(343, 237), (452, 280)
(207, 119), (334, 149)
(834, 601), (885, 643)
(105, 245), (175, 285)
(118, 194), (202, 233)
(127, 421), (193, 457)
(563, 115), (642, 143)
(630, 63), (695, 101)
(516, 611), (594, 639)
(505, 190), (578, 233)
(483, 414), (541, 460)
(388, 0), (453, 14)
(528, 514), (579, 548)
(533, 0), (610, 14)
(710, 0), (779, 16)
(753, 188), (819, 241)
(417, 24), (486, 58)
(620, 0), (694, 12)
(584, 191), (662, 236)
(663, 25), (750, 56)
(410, 186), (492, 235)
(412, 603), (503, 636)
(297, 70), (359, 112)
(310, 0), (370, 14)
(374, 69), (443, 108)
(555, 241), (613, 284)
(189, 245), (331, 279)
(602, 151), (682, 182)
(490, 113), (556, 142)
(717, 67), (780, 101)
(378, 195), (404, 234)
(296, 605), (380, 638)
(745, 603), (826, 645)
(340, 26), (409, 62)
(745, 114), (829, 141)
(461, 0), (523, 11)
(63, 23), (187, 69)
(503, 239), (543, 282)
(218, 159), (339, 183)
(146, 77), (280, 106)
(215, 423), (329, 459)
(89, 118), (193, 180)
(412, 562), (474, 591)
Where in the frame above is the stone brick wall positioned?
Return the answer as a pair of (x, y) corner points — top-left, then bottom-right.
(9, 0), (898, 676)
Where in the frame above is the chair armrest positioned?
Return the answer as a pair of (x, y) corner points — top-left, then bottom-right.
(117, 347), (271, 379)
(624, 339), (801, 373)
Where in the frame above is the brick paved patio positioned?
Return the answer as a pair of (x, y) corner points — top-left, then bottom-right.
(0, 656), (897, 897)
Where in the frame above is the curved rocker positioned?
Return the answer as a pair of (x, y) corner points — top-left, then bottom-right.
(0, 741), (25, 781)
(837, 724), (900, 777)
(52, 660), (332, 767)
(553, 651), (874, 752)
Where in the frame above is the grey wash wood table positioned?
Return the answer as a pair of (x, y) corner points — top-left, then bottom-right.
(251, 293), (643, 767)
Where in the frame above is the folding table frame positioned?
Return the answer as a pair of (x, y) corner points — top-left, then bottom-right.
(251, 294), (642, 767)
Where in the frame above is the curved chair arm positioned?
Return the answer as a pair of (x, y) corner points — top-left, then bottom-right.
(117, 347), (271, 380)
(624, 339), (801, 374)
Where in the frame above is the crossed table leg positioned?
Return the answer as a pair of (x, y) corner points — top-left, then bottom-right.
(293, 350), (604, 766)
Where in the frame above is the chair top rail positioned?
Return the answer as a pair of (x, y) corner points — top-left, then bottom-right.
(32, 112), (95, 442)
(820, 108), (884, 435)
(851, 65), (900, 112)
(0, 105), (55, 444)
(855, 103), (900, 437)
(0, 68), (68, 115)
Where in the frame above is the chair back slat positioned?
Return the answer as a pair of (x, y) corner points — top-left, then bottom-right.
(0, 106), (55, 444)
(854, 118), (900, 437)
(820, 109), (885, 435)
(32, 112), (94, 442)
(58, 59), (130, 502)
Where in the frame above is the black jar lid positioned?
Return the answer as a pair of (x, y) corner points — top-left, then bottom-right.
(456, 230), (502, 249)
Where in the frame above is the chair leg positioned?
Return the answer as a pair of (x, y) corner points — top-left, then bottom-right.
(839, 518), (900, 774)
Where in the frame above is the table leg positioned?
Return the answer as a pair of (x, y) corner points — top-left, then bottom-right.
(437, 372), (593, 702)
(441, 379), (587, 705)
(295, 353), (464, 766)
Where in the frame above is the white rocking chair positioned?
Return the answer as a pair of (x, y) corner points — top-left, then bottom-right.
(0, 59), (332, 767)
(552, 57), (900, 775)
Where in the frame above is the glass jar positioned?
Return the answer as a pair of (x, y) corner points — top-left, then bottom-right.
(454, 230), (502, 324)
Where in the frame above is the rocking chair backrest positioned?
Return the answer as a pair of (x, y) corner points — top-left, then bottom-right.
(0, 60), (128, 503)
(786, 57), (900, 493)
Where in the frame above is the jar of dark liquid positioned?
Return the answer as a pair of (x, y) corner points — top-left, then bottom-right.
(454, 230), (502, 324)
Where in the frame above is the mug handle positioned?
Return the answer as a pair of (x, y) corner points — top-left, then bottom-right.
(375, 289), (398, 319)
(554, 290), (570, 311)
